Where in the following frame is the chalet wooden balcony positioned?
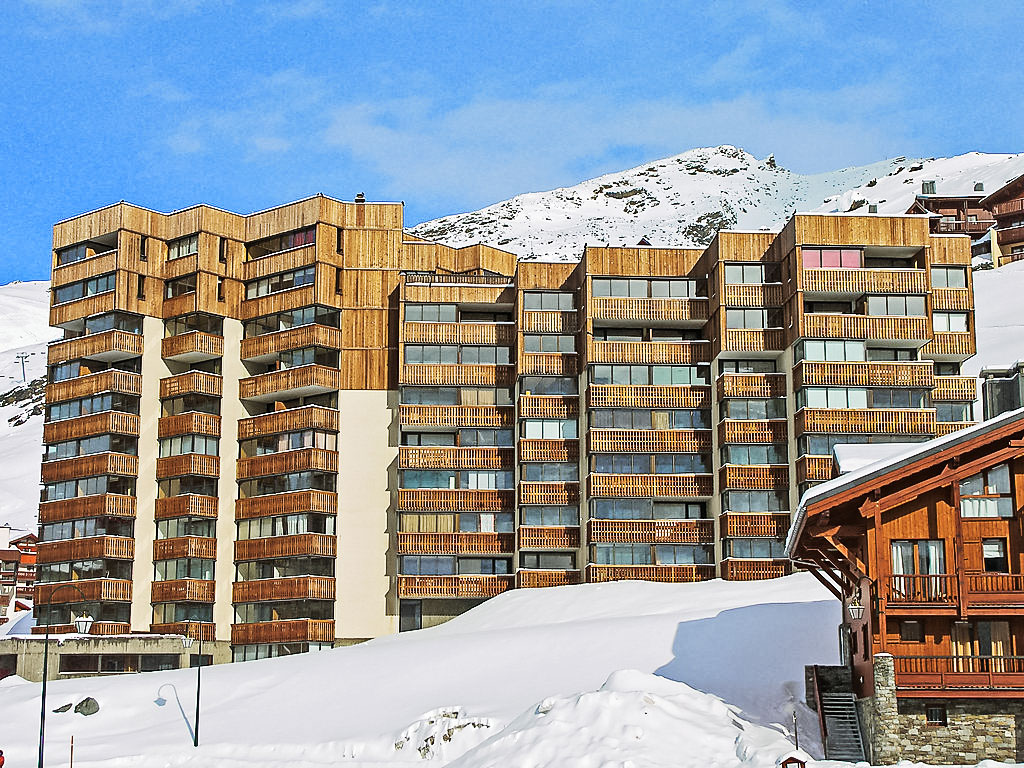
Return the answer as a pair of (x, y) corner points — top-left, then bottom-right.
(521, 311), (578, 334)
(157, 412), (220, 438)
(399, 404), (513, 429)
(47, 330), (143, 365)
(586, 564), (716, 583)
(43, 412), (139, 443)
(796, 407), (936, 435)
(719, 465), (789, 490)
(36, 536), (135, 563)
(401, 321), (516, 346)
(241, 244), (316, 281)
(400, 364), (516, 387)
(964, 573), (1024, 608)
(588, 429), (711, 453)
(396, 532), (514, 555)
(150, 579), (216, 603)
(993, 198), (1024, 217)
(516, 569), (582, 588)
(518, 526), (581, 549)
(588, 473), (714, 498)
(936, 421), (976, 437)
(519, 482), (580, 506)
(793, 360), (934, 389)
(587, 385), (711, 409)
(588, 518), (714, 544)
(722, 284), (783, 307)
(518, 439), (578, 462)
(237, 448), (338, 479)
(796, 455), (834, 483)
(589, 340), (710, 365)
(41, 452), (138, 483)
(162, 293), (198, 318)
(232, 576), (336, 603)
(149, 622), (216, 641)
(397, 488), (514, 512)
(935, 219), (995, 234)
(397, 574), (514, 599)
(239, 364), (342, 402)
(400, 446), (513, 470)
(932, 376), (977, 401)
(161, 331), (224, 362)
(240, 286), (321, 323)
(720, 512), (790, 538)
(230, 619), (335, 645)
(50, 292), (114, 328)
(717, 373), (786, 399)
(31, 622), (130, 636)
(801, 314), (930, 342)
(159, 371), (222, 399)
(39, 494), (136, 524)
(234, 490), (337, 519)
(931, 287), (973, 311)
(519, 353), (579, 376)
(238, 406), (339, 439)
(718, 419), (788, 444)
(920, 332), (975, 358)
(52, 249), (119, 287)
(884, 574), (958, 606)
(722, 329), (785, 352)
(240, 324), (343, 362)
(46, 370), (141, 403)
(518, 394), (579, 419)
(720, 559), (791, 580)
(234, 533), (337, 560)
(589, 296), (708, 323)
(802, 268), (928, 295)
(996, 225), (1024, 247)
(35, 578), (132, 603)
(154, 494), (218, 520)
(155, 454), (220, 479)
(152, 536), (217, 561)
(893, 655), (1024, 693)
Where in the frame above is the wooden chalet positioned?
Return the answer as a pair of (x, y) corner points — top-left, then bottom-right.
(980, 174), (1024, 266)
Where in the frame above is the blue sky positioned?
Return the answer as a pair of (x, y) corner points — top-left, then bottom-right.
(1, 0), (1022, 281)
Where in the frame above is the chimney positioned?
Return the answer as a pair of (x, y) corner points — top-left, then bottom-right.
(354, 193), (366, 204)
(921, 180), (936, 195)
(974, 182), (985, 192)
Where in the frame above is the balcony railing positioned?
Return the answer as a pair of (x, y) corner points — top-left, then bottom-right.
(234, 533), (337, 560)
(152, 536), (217, 561)
(519, 353), (579, 376)
(400, 364), (516, 387)
(585, 564), (715, 583)
(232, 576), (336, 603)
(399, 404), (513, 429)
(718, 419), (788, 444)
(801, 314), (930, 341)
(722, 329), (786, 352)
(518, 526), (581, 549)
(722, 284), (783, 307)
(587, 385), (710, 409)
(400, 446), (514, 470)
(589, 296), (708, 323)
(936, 421), (976, 437)
(589, 340), (710, 365)
(154, 495), (217, 520)
(237, 448), (339, 478)
(588, 429), (711, 453)
(234, 490), (337, 519)
(35, 578), (131, 603)
(588, 518), (714, 544)
(796, 455), (834, 483)
(885, 574), (957, 604)
(802, 268), (928, 294)
(588, 473), (714, 498)
(157, 412), (220, 438)
(717, 373), (786, 399)
(934, 219), (995, 234)
(521, 311), (578, 334)
(794, 361), (934, 389)
(240, 324), (343, 361)
(31, 621), (130, 636)
(402, 321), (516, 346)
(43, 412), (139, 443)
(155, 453), (220, 479)
(894, 655), (1024, 691)
(518, 482), (580, 506)
(518, 439), (578, 462)
(932, 376), (977, 401)
(150, 622), (216, 641)
(230, 619), (335, 645)
(920, 332), (975, 358)
(46, 370), (142, 403)
(159, 371), (222, 399)
(161, 331), (224, 362)
(40, 452), (138, 483)
(239, 364), (342, 402)
(397, 488), (515, 512)
(992, 198), (1024, 217)
(396, 532), (514, 555)
(719, 465), (789, 490)
(965, 573), (1024, 605)
(720, 512), (790, 538)
(518, 394), (578, 419)
(397, 574), (514, 599)
(36, 536), (135, 563)
(516, 569), (582, 588)
(796, 408), (936, 435)
(931, 288), (973, 312)
(38, 494), (136, 523)
(47, 330), (143, 365)
(238, 405), (339, 439)
(150, 579), (216, 603)
(720, 559), (791, 580)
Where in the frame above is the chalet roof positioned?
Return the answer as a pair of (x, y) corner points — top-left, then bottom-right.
(980, 173), (1024, 207)
(832, 443), (912, 474)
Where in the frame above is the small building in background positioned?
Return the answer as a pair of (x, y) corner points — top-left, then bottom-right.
(981, 362), (1024, 419)
(980, 175), (1024, 267)
(905, 183), (995, 242)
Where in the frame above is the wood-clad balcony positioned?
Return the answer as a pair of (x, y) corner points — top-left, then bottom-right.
(518, 395), (578, 419)
(793, 360), (934, 389)
(519, 482), (580, 505)
(802, 268), (928, 295)
(796, 407), (936, 435)
(796, 455), (834, 483)
(720, 559), (791, 580)
(719, 465), (789, 490)
(161, 331), (224, 362)
(41, 452), (138, 483)
(518, 526), (581, 549)
(239, 364), (342, 402)
(240, 286), (319, 322)
(931, 288), (973, 311)
(51, 249), (119, 287)
(156, 453), (220, 479)
(38, 494), (136, 524)
(936, 421), (976, 437)
(232, 576), (336, 603)
(722, 284), (783, 307)
(149, 622), (216, 641)
(240, 243), (316, 281)
(518, 439), (578, 462)
(234, 490), (337, 519)
(920, 331), (975, 358)
(589, 340), (710, 365)
(717, 373), (786, 399)
(521, 311), (578, 334)
(399, 445), (513, 470)
(43, 412), (139, 443)
(162, 292), (198, 318)
(46, 370), (141, 403)
(588, 518), (714, 544)
(47, 330), (143, 365)
(238, 405), (339, 439)
(36, 536), (135, 563)
(586, 564), (715, 583)
(401, 321), (516, 346)
(397, 574), (514, 599)
(31, 622), (130, 636)
(587, 384), (711, 409)
(231, 618), (335, 645)
(996, 225), (1024, 247)
(35, 578), (132, 603)
(150, 579), (216, 603)
(932, 376), (977, 401)
(720, 512), (791, 538)
(234, 533), (337, 560)
(152, 536), (217, 561)
(399, 404), (513, 429)
(934, 219), (995, 234)
(159, 371), (222, 399)
(589, 296), (708, 323)
(883, 574), (958, 606)
(516, 569), (582, 588)
(397, 488), (515, 512)
(157, 412), (220, 438)
(396, 532), (514, 555)
(801, 314), (930, 342)
(519, 353), (579, 376)
(237, 448), (338, 479)
(893, 655), (1024, 694)
(588, 429), (711, 453)
(588, 473), (714, 498)
(718, 419), (788, 444)
(992, 198), (1024, 217)
(50, 292), (115, 328)
(965, 573), (1024, 608)
(239, 324), (343, 362)
(154, 494), (218, 520)
(722, 329), (785, 352)
(400, 364), (516, 387)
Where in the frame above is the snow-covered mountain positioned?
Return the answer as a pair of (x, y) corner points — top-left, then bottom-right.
(411, 146), (1024, 261)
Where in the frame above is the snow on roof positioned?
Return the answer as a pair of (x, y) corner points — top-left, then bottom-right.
(832, 443), (913, 475)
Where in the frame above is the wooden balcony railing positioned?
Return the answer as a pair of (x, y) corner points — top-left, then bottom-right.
(516, 569), (582, 588)
(157, 412), (220, 438)
(35, 578), (132, 603)
(152, 536), (217, 560)
(399, 404), (513, 429)
(150, 579), (216, 603)
(240, 324), (343, 360)
(239, 364), (342, 401)
(518, 526), (581, 549)
(796, 455), (834, 483)
(234, 490), (337, 519)
(932, 376), (977, 401)
(519, 353), (579, 376)
(31, 621), (130, 636)
(234, 533), (337, 560)
(521, 311), (578, 334)
(401, 364), (516, 387)
(396, 532), (514, 555)
(149, 622), (216, 641)
(397, 574), (514, 599)
(230, 619), (335, 645)
(517, 439), (578, 462)
(154, 494), (218, 520)
(796, 408), (936, 435)
(722, 284), (783, 307)
(996, 226), (1024, 247)
(589, 341), (710, 365)
(36, 536), (135, 563)
(722, 329), (786, 352)
(400, 446), (514, 470)
(43, 412), (139, 443)
(935, 219), (995, 234)
(38, 494), (136, 524)
(588, 429), (711, 453)
(793, 361), (934, 389)
(587, 385), (710, 409)
(232, 576), (336, 603)
(588, 518), (714, 544)
(965, 573), (1024, 605)
(518, 482), (580, 506)
(46, 370), (141, 402)
(885, 574), (957, 604)
(802, 268), (928, 294)
(931, 288), (973, 311)
(162, 292), (197, 318)
(41, 452), (138, 483)
(717, 373), (786, 399)
(936, 421), (976, 437)
(921, 332), (975, 358)
(718, 419), (788, 444)
(50, 292), (114, 328)
(159, 371), (223, 399)
(588, 473), (714, 498)
(720, 559), (791, 580)
(397, 488), (514, 512)
(518, 394), (579, 419)
(47, 330), (143, 365)
(802, 314), (930, 341)
(52, 249), (119, 287)
(161, 331), (224, 361)
(893, 655), (1024, 691)
(719, 465), (789, 490)
(237, 448), (338, 478)
(586, 564), (716, 583)
(993, 198), (1024, 217)
(720, 512), (790, 538)
(589, 296), (709, 322)
(401, 321), (516, 346)
(155, 453), (220, 479)
(238, 406), (339, 439)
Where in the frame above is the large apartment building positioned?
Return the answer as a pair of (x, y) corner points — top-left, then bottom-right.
(36, 196), (977, 660)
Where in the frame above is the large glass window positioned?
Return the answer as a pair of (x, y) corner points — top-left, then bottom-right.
(799, 387), (869, 409)
(721, 490), (787, 513)
(590, 364), (709, 386)
(86, 312), (143, 334)
(520, 377), (577, 395)
(655, 545), (713, 564)
(960, 464), (1013, 518)
(720, 444), (787, 465)
(520, 505), (580, 525)
(52, 273), (116, 304)
(247, 227), (315, 260)
(158, 434), (219, 457)
(167, 234), (199, 261)
(524, 335), (575, 353)
(724, 263), (779, 284)
(165, 274), (197, 299)
(933, 312), (969, 332)
(931, 266), (967, 289)
(404, 303), (457, 322)
(802, 248), (862, 268)
(721, 398), (786, 419)
(869, 388), (930, 409)
(725, 308), (781, 329)
(521, 463), (578, 482)
(592, 543), (651, 565)
(243, 306), (340, 337)
(719, 359), (777, 374)
(726, 538), (787, 559)
(245, 266), (316, 299)
(523, 292), (574, 310)
(866, 295), (926, 316)
(795, 340), (865, 362)
(590, 408), (708, 430)
(521, 419), (577, 439)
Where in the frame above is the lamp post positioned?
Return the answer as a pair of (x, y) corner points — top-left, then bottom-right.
(180, 619), (203, 748)
(37, 583), (95, 768)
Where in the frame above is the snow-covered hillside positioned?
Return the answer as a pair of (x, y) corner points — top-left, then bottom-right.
(411, 146), (1024, 262)
(0, 574), (836, 767)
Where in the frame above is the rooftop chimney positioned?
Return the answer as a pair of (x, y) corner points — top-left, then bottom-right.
(921, 180), (936, 195)
(975, 182), (985, 192)
(354, 193), (366, 204)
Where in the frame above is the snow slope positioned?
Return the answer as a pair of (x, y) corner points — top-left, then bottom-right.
(964, 259), (1024, 383)
(0, 574), (837, 767)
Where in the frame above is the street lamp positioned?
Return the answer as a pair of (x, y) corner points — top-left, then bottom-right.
(847, 595), (865, 621)
(181, 618), (204, 748)
(37, 582), (95, 768)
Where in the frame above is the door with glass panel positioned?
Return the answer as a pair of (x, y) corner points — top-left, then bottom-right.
(891, 539), (947, 601)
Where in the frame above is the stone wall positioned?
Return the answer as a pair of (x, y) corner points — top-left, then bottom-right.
(804, 664), (853, 711)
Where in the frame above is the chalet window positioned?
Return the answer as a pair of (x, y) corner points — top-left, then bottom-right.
(899, 620), (924, 642)
(524, 334), (575, 353)
(866, 295), (926, 317)
(801, 248), (861, 269)
(892, 540), (945, 574)
(796, 339), (865, 362)
(983, 539), (1009, 573)
(523, 291), (574, 310)
(404, 303), (456, 322)
(959, 464), (1013, 518)
(167, 234), (199, 261)
(933, 312), (969, 332)
(165, 274), (197, 299)
(926, 705), (947, 726)
(931, 266), (967, 289)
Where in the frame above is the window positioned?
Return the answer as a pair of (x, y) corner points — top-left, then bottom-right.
(934, 362), (960, 376)
(933, 312), (969, 332)
(404, 303), (457, 322)
(158, 516), (217, 539)
(867, 347), (917, 362)
(721, 490), (787, 513)
(725, 538), (786, 559)
(521, 463), (578, 482)
(154, 558), (214, 581)
(165, 314), (223, 337)
(655, 544), (712, 564)
(52, 273), (116, 304)
(799, 387), (868, 409)
(158, 434), (219, 457)
(459, 429), (513, 446)
(400, 556), (455, 575)
(56, 239), (113, 267)
(804, 301), (852, 314)
(460, 346), (511, 365)
(936, 402), (973, 423)
(796, 340), (865, 362)
(521, 419), (577, 439)
(891, 540), (947, 600)
(590, 408), (708, 430)
(237, 471), (336, 498)
(721, 398), (786, 420)
(592, 277), (701, 298)
(520, 505), (580, 526)
(720, 444), (787, 465)
(404, 345), (458, 365)
(653, 454), (709, 474)
(983, 539), (1009, 573)
(592, 543), (651, 565)
(520, 377), (577, 395)
(591, 499), (705, 520)
(165, 274), (197, 299)
(239, 429), (337, 457)
(524, 335), (575, 353)
(866, 295), (926, 316)
(723, 263), (779, 284)
(931, 266), (967, 289)
(245, 266), (315, 299)
(590, 364), (709, 386)
(801, 248), (862, 268)
(899, 620), (924, 642)
(650, 279), (699, 297)
(523, 292), (573, 310)
(719, 359), (777, 374)
(925, 705), (947, 727)
(247, 227), (315, 259)
(869, 388), (930, 409)
(458, 512), (513, 533)
(243, 306), (340, 336)
(725, 308), (781, 329)
(520, 552), (576, 569)
(464, 470), (514, 490)
(960, 464), (1013, 518)
(167, 234), (199, 261)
